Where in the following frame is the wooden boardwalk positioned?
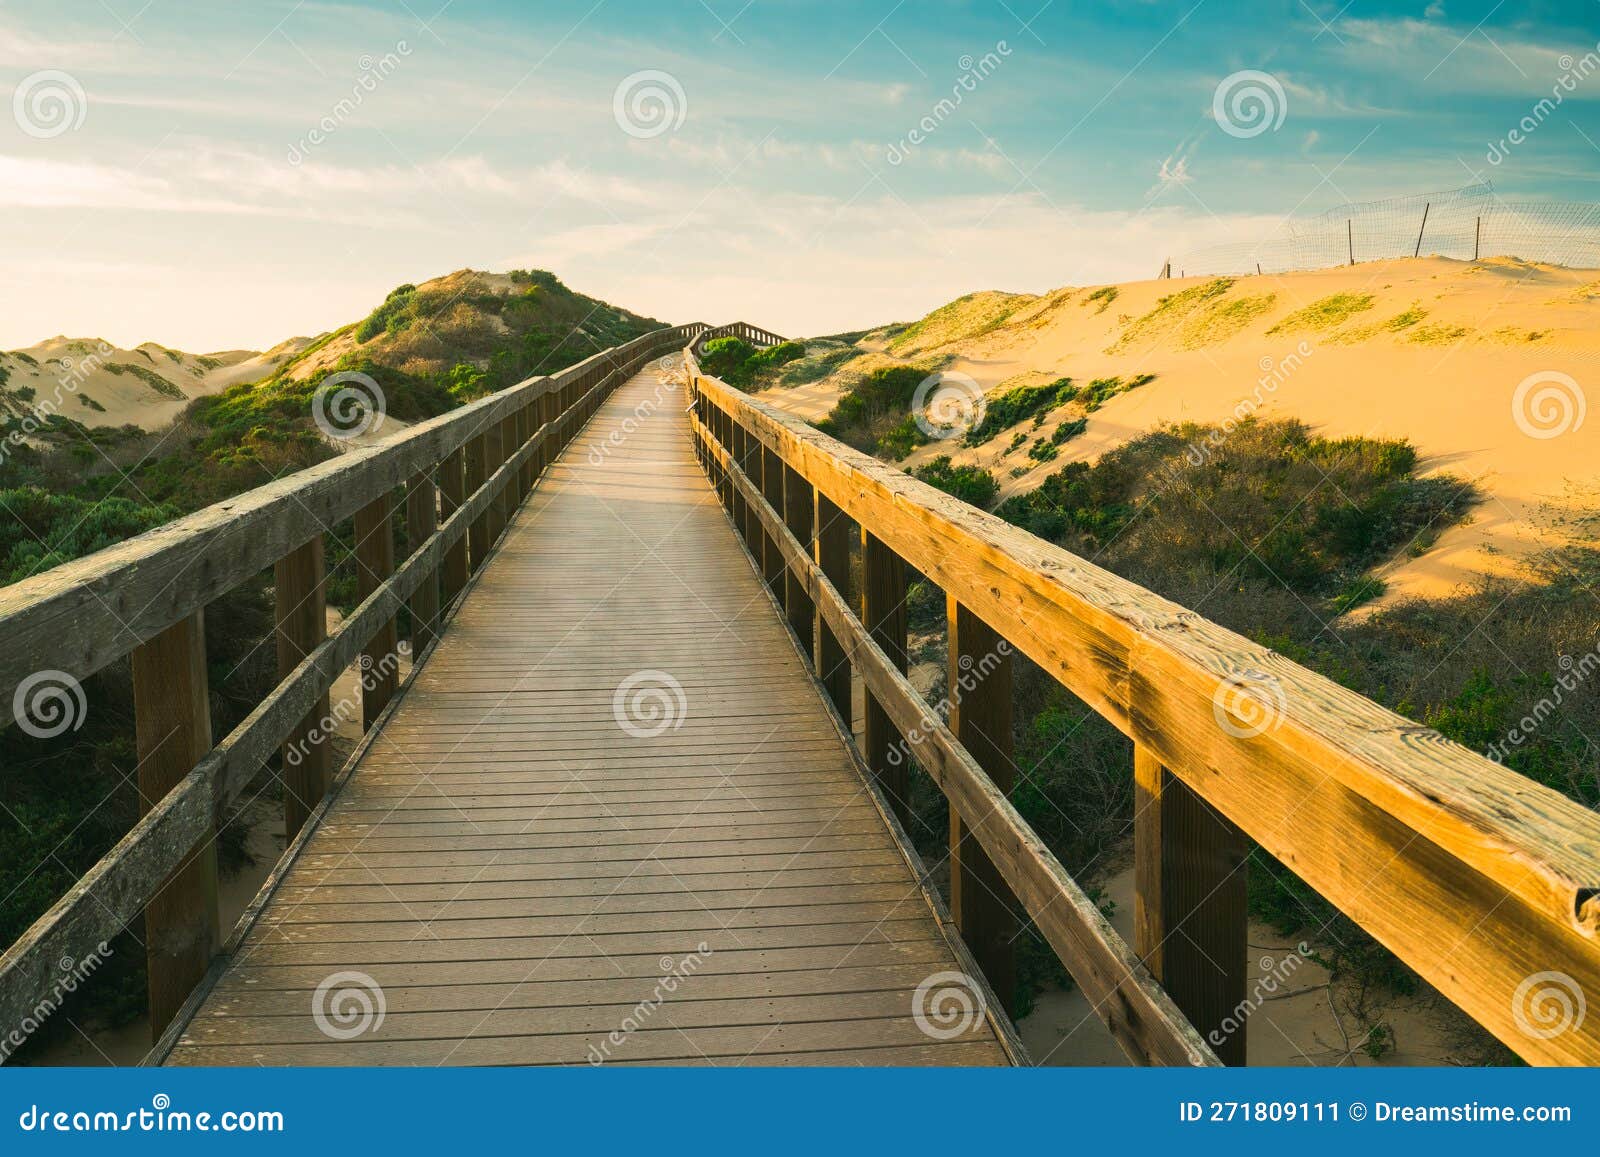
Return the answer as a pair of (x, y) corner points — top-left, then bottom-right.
(164, 363), (1011, 1066)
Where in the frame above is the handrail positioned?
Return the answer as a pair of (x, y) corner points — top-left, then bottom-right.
(684, 341), (1600, 1066)
(690, 321), (787, 357)
(0, 323), (707, 1049)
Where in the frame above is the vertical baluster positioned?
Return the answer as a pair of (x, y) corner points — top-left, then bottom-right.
(466, 430), (489, 572)
(440, 447), (468, 607)
(781, 463), (816, 664)
(947, 598), (1017, 1014)
(517, 400), (534, 501)
(485, 415), (507, 545)
(406, 469), (440, 657)
(353, 491), (398, 729)
(814, 491), (851, 723)
(131, 612), (218, 1037)
(1134, 745), (1249, 1065)
(275, 536), (329, 840)
(760, 446), (785, 598)
(862, 531), (909, 827)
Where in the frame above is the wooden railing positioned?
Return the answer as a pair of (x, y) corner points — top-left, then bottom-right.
(690, 321), (787, 357)
(685, 333), (1600, 1067)
(0, 323), (706, 1050)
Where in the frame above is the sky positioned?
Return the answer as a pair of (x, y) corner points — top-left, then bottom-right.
(1, 0), (1597, 350)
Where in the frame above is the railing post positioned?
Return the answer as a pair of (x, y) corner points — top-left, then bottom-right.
(131, 611), (218, 1038)
(739, 425), (761, 552)
(782, 462), (816, 664)
(862, 530), (910, 828)
(947, 598), (1017, 1014)
(406, 469), (440, 657)
(814, 491), (851, 723)
(466, 430), (489, 571)
(275, 536), (330, 840)
(485, 415), (507, 545)
(353, 491), (398, 730)
(759, 445), (785, 599)
(1134, 745), (1249, 1065)
(516, 400), (534, 501)
(440, 446), (468, 607)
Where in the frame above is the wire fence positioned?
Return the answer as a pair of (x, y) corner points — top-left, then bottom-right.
(1167, 184), (1600, 277)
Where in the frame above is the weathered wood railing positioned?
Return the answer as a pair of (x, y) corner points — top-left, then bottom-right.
(686, 334), (1600, 1067)
(691, 321), (787, 356)
(0, 323), (706, 1049)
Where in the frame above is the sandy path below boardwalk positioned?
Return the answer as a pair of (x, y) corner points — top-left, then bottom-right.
(758, 256), (1600, 606)
(1016, 865), (1469, 1066)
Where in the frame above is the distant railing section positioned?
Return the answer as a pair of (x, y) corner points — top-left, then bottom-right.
(685, 338), (1600, 1067)
(0, 323), (707, 1055)
(690, 321), (788, 357)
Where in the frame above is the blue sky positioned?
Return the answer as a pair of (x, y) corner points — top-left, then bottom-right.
(1, 0), (1597, 348)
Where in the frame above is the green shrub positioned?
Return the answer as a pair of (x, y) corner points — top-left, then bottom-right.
(356, 283), (418, 342)
(963, 378), (1076, 445)
(914, 456), (998, 507)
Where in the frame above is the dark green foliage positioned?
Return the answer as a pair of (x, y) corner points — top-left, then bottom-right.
(963, 378), (1075, 445)
(699, 338), (807, 390)
(914, 456), (998, 507)
(356, 283), (418, 342)
(996, 417), (1471, 601)
(697, 337), (757, 385)
(1079, 372), (1155, 412)
(815, 364), (938, 457)
(0, 486), (179, 584)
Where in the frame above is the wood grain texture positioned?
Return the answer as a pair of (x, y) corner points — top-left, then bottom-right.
(132, 612), (219, 1038)
(694, 405), (1216, 1067)
(276, 536), (331, 840)
(0, 334), (688, 1048)
(162, 363), (1011, 1069)
(690, 358), (1600, 1065)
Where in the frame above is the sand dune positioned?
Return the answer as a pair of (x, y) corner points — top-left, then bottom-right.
(0, 335), (306, 433)
(759, 257), (1599, 604)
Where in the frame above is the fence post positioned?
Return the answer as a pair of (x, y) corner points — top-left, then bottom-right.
(1134, 745), (1249, 1065)
(131, 612), (218, 1038)
(862, 531), (909, 828)
(440, 447), (468, 608)
(466, 431), (489, 571)
(1347, 218), (1354, 265)
(406, 470), (440, 657)
(946, 598), (1017, 1013)
(275, 536), (330, 840)
(485, 417), (507, 545)
(814, 491), (851, 723)
(760, 446), (786, 599)
(1475, 216), (1481, 261)
(782, 463), (816, 664)
(1414, 202), (1431, 258)
(353, 491), (398, 730)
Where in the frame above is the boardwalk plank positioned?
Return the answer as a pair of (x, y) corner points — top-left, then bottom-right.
(165, 364), (1009, 1068)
